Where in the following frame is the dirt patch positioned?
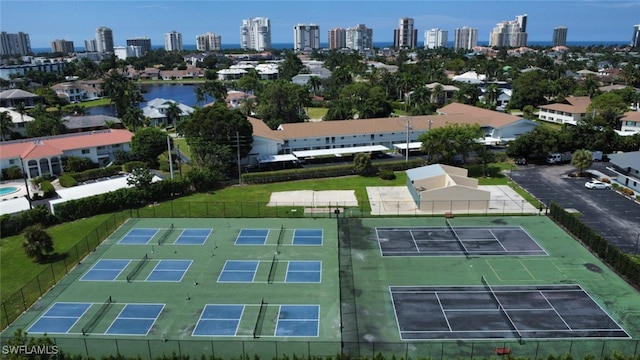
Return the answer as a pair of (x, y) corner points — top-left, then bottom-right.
(584, 263), (603, 273)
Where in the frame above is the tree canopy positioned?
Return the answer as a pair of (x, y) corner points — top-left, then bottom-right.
(130, 127), (169, 166)
(418, 123), (484, 164)
(256, 81), (309, 129)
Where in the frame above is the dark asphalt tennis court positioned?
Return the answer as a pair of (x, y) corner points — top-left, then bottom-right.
(376, 225), (546, 257)
(390, 284), (630, 340)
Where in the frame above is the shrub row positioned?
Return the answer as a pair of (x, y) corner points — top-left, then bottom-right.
(242, 159), (424, 184)
(66, 165), (122, 183)
(1, 166), (23, 180)
(0, 206), (59, 237)
(549, 202), (640, 287)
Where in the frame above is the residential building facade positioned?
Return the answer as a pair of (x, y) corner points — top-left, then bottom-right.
(196, 32), (222, 51)
(632, 25), (640, 47)
(346, 24), (373, 51)
(489, 15), (528, 47)
(114, 46), (143, 60)
(453, 27), (478, 50)
(0, 31), (31, 56)
(84, 39), (97, 52)
(126, 37), (152, 54)
(607, 151), (640, 194)
(0, 62), (67, 81)
(164, 30), (183, 52)
(241, 17), (271, 51)
(293, 24), (321, 51)
(619, 111), (640, 134)
(50, 39), (74, 54)
(95, 26), (114, 53)
(424, 28), (448, 49)
(553, 26), (568, 47)
(51, 80), (104, 103)
(537, 96), (591, 125)
(394, 18), (417, 49)
(328, 28), (346, 50)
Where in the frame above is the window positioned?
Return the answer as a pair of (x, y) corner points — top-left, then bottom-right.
(81, 149), (90, 154)
(9, 159), (15, 165)
(112, 144), (121, 148)
(97, 146), (105, 150)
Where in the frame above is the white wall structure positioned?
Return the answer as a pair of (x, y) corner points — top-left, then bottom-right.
(293, 24), (320, 51)
(346, 24), (373, 51)
(95, 26), (114, 53)
(489, 14), (528, 47)
(241, 17), (271, 51)
(164, 30), (183, 52)
(453, 27), (478, 50)
(394, 18), (417, 49)
(424, 28), (448, 49)
(196, 32), (222, 51)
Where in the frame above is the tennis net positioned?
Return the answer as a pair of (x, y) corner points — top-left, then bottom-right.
(481, 275), (523, 343)
(267, 253), (278, 284)
(158, 223), (174, 245)
(82, 296), (113, 335)
(252, 298), (267, 338)
(277, 224), (285, 246)
(446, 219), (469, 258)
(126, 253), (149, 282)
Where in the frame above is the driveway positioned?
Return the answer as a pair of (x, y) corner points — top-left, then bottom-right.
(510, 162), (640, 254)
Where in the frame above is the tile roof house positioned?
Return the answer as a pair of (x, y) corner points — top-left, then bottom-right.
(0, 129), (134, 179)
(62, 114), (123, 132)
(406, 163), (490, 213)
(0, 106), (34, 138)
(51, 80), (104, 103)
(0, 89), (42, 108)
(537, 96), (591, 125)
(142, 98), (195, 127)
(618, 111), (640, 135)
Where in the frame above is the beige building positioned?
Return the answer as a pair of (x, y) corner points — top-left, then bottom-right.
(406, 164), (490, 213)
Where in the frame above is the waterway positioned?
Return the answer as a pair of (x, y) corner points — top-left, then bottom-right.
(86, 83), (213, 116)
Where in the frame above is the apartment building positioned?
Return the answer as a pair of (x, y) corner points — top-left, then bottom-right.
(394, 18), (417, 49)
(241, 17), (271, 51)
(95, 26), (114, 53)
(346, 24), (373, 51)
(425, 28), (448, 49)
(164, 30), (183, 52)
(293, 24), (321, 51)
(0, 31), (31, 56)
(453, 27), (478, 50)
(196, 32), (222, 51)
(328, 28), (346, 50)
(51, 39), (74, 54)
(489, 14), (528, 47)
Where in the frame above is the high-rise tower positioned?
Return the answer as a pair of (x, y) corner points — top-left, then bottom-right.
(328, 28), (346, 50)
(453, 27), (478, 50)
(394, 17), (417, 49)
(240, 17), (271, 51)
(553, 26), (568, 47)
(294, 24), (320, 51)
(95, 26), (114, 53)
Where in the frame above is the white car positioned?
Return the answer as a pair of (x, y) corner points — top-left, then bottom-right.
(585, 180), (611, 190)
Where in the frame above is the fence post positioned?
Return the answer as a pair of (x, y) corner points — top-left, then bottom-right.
(2, 302), (9, 324)
(20, 289), (26, 310)
(84, 337), (89, 358)
(171, 202), (174, 218)
(50, 264), (56, 282)
(36, 275), (42, 296)
(75, 245), (80, 264)
(147, 340), (152, 360)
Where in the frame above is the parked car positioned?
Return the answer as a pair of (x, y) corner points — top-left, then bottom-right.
(514, 157), (527, 165)
(585, 180), (611, 190)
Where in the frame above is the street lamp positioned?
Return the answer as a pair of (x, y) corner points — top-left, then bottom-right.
(635, 233), (640, 257)
(427, 119), (434, 163)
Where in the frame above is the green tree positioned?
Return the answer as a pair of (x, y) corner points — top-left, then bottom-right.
(123, 107), (144, 132)
(126, 166), (154, 189)
(195, 80), (227, 105)
(130, 127), (169, 166)
(3, 329), (57, 360)
(25, 105), (67, 137)
(164, 101), (183, 128)
(508, 70), (549, 110)
(586, 92), (629, 128)
(22, 224), (54, 263)
(103, 71), (144, 118)
(256, 81), (309, 129)
(418, 123), (484, 164)
(0, 110), (13, 141)
(506, 126), (568, 159)
(278, 51), (305, 81)
(353, 153), (372, 175)
(572, 149), (593, 175)
(323, 99), (354, 121)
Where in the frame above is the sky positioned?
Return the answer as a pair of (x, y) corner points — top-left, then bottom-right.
(1, 0), (639, 48)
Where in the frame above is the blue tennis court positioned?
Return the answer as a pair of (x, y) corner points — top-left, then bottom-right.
(217, 261), (258, 282)
(119, 228), (158, 245)
(285, 261), (322, 283)
(80, 259), (130, 281)
(27, 302), (91, 334)
(192, 305), (245, 336)
(146, 260), (192, 282)
(105, 304), (164, 335)
(275, 305), (320, 337)
(174, 229), (212, 245)
(235, 229), (269, 245)
(292, 229), (323, 245)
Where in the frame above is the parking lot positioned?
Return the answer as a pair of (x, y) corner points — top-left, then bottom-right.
(511, 162), (640, 254)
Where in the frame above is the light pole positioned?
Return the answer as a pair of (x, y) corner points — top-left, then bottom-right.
(427, 119), (434, 163)
(405, 118), (412, 163)
(635, 233), (640, 257)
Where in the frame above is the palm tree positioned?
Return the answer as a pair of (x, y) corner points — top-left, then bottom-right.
(22, 224), (55, 263)
(484, 84), (502, 108)
(240, 96), (257, 117)
(307, 76), (322, 96)
(431, 84), (445, 105)
(0, 111), (13, 141)
(164, 101), (182, 128)
(13, 101), (27, 123)
(123, 107), (144, 132)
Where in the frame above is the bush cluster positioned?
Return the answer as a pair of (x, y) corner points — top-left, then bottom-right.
(378, 168), (396, 180)
(58, 174), (78, 187)
(0, 206), (59, 237)
(123, 161), (148, 173)
(67, 165), (122, 183)
(1, 166), (23, 180)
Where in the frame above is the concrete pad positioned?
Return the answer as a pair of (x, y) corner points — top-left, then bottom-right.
(268, 190), (358, 207)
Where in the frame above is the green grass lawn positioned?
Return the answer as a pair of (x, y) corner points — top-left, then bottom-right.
(306, 107), (328, 120)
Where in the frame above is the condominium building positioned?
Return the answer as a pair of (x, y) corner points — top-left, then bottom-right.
(632, 25), (640, 47)
(293, 24), (321, 51)
(489, 14), (528, 47)
(346, 24), (373, 51)
(51, 39), (74, 54)
(328, 28), (346, 50)
(84, 39), (97, 52)
(114, 46), (143, 60)
(553, 26), (568, 47)
(164, 30), (183, 52)
(240, 17), (271, 51)
(424, 28), (448, 49)
(453, 27), (478, 50)
(95, 26), (114, 53)
(0, 31), (31, 56)
(196, 32), (222, 51)
(126, 37), (152, 54)
(394, 17), (417, 49)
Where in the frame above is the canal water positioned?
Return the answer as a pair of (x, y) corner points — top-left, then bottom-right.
(87, 83), (213, 116)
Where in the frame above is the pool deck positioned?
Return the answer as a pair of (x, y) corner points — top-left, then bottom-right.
(0, 180), (31, 214)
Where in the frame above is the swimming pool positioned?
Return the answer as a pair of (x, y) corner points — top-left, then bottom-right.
(0, 186), (19, 196)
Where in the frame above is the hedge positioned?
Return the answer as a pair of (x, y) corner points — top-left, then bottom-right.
(66, 165), (122, 183)
(0, 206), (59, 237)
(549, 202), (640, 287)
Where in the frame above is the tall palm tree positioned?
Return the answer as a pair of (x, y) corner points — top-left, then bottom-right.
(0, 111), (13, 141)
(123, 107), (144, 132)
(164, 101), (182, 128)
(307, 76), (322, 96)
(13, 101), (27, 123)
(431, 84), (445, 105)
(22, 224), (55, 263)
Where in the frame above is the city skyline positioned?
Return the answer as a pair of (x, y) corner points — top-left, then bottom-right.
(1, 0), (638, 49)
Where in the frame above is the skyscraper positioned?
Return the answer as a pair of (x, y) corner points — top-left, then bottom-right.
(293, 24), (320, 51)
(632, 25), (640, 47)
(84, 39), (97, 52)
(553, 26), (568, 47)
(164, 30), (183, 52)
(51, 39), (75, 54)
(0, 31), (31, 56)
(453, 27), (478, 50)
(127, 37), (152, 54)
(489, 15), (528, 47)
(328, 28), (346, 50)
(196, 33), (222, 51)
(424, 28), (448, 49)
(346, 24), (373, 51)
(240, 17), (271, 51)
(394, 17), (417, 49)
(95, 26), (114, 53)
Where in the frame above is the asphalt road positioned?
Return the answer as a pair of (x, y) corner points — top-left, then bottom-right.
(510, 161), (640, 254)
